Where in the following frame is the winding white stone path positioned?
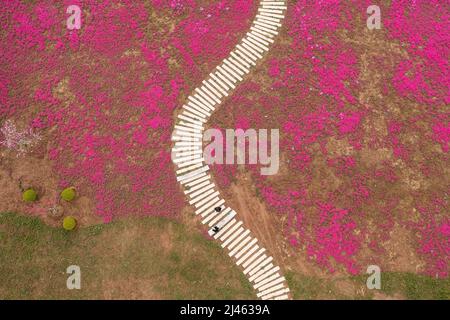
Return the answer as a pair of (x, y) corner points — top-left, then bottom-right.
(171, 0), (289, 300)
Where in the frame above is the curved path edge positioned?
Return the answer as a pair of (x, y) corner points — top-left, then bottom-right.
(171, 0), (290, 300)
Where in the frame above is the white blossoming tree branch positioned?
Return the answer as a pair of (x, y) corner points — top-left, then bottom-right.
(0, 120), (41, 156)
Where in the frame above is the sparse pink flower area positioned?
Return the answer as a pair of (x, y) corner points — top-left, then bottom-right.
(210, 0), (449, 277)
(413, 202), (450, 278)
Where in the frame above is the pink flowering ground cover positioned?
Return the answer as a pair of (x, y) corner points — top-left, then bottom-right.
(210, 0), (449, 278)
(0, 0), (449, 281)
(0, 0), (256, 222)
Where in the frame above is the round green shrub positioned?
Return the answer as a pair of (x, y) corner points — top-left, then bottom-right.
(63, 216), (77, 231)
(22, 189), (37, 202)
(61, 187), (76, 202)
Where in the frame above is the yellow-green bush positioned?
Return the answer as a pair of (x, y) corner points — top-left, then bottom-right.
(61, 187), (76, 202)
(22, 189), (37, 202)
(63, 216), (77, 231)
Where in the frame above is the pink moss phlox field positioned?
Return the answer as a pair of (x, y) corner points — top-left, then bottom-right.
(0, 0), (256, 222)
(1, 0), (448, 278)
(210, 1), (448, 277)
